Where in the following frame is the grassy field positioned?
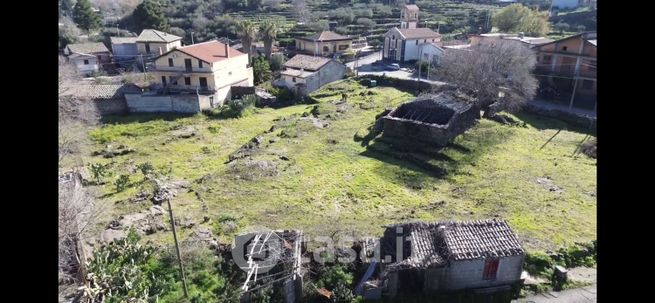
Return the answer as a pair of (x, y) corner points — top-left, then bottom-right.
(83, 79), (596, 251)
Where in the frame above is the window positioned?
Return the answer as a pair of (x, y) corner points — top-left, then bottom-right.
(161, 76), (167, 85)
(198, 60), (203, 68)
(582, 80), (594, 89)
(145, 43), (150, 53)
(199, 77), (207, 88)
(483, 258), (499, 280)
(292, 77), (296, 83)
(185, 59), (192, 72)
(229, 71), (232, 75)
(83, 59), (89, 65)
(542, 55), (552, 64)
(168, 58), (174, 67)
(432, 39), (435, 42)
(209, 96), (214, 107)
(424, 39), (427, 43)
(416, 40), (418, 45)
(562, 46), (568, 51)
(339, 45), (348, 50)
(184, 77), (191, 85)
(323, 46), (330, 52)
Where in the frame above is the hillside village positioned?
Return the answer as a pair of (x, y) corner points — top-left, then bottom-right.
(58, 1), (597, 302)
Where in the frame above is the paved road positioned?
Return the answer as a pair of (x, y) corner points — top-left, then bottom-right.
(513, 284), (597, 303)
(348, 50), (447, 85)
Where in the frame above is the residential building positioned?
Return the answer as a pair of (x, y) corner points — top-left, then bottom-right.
(136, 29), (182, 57)
(383, 5), (442, 62)
(371, 219), (524, 297)
(275, 54), (346, 95)
(295, 31), (354, 57)
(110, 37), (139, 65)
(150, 40), (254, 108)
(533, 32), (596, 110)
(64, 42), (112, 76)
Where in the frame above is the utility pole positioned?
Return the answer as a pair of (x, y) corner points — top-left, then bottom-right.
(568, 79), (578, 110)
(486, 10), (491, 32)
(417, 44), (423, 82)
(427, 56), (431, 80)
(167, 197), (189, 298)
(191, 32), (194, 45)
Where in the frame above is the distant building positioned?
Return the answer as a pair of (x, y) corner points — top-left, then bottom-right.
(295, 31), (354, 57)
(63, 42), (112, 76)
(110, 37), (139, 65)
(383, 5), (442, 62)
(275, 54), (346, 95)
(533, 32), (597, 110)
(136, 29), (183, 57)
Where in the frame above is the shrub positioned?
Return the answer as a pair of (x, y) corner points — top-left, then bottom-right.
(316, 264), (354, 289)
(136, 162), (155, 179)
(115, 174), (130, 192)
(207, 125), (221, 134)
(89, 162), (110, 184)
(222, 95), (257, 118)
(356, 18), (376, 29)
(269, 54), (285, 71)
(252, 56), (272, 85)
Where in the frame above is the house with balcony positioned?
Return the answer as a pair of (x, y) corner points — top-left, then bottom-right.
(533, 32), (597, 110)
(63, 42), (112, 76)
(295, 31), (354, 57)
(136, 29), (182, 58)
(153, 40), (253, 103)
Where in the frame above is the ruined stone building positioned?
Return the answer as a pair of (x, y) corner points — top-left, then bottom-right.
(382, 92), (478, 146)
(359, 219), (524, 299)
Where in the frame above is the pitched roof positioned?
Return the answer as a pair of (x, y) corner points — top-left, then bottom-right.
(397, 28), (441, 40)
(298, 31), (351, 41)
(283, 54), (332, 71)
(382, 219), (524, 270)
(587, 39), (597, 46)
(443, 219), (524, 261)
(280, 69), (315, 78)
(137, 29), (182, 43)
(166, 40), (245, 63)
(66, 42), (110, 54)
(62, 84), (141, 100)
(110, 37), (138, 44)
(403, 4), (420, 11)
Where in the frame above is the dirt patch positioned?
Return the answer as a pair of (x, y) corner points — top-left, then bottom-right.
(93, 144), (136, 158)
(567, 266), (596, 283)
(536, 177), (564, 193)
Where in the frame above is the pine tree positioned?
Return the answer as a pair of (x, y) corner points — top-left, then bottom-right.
(72, 0), (102, 31)
(131, 0), (170, 33)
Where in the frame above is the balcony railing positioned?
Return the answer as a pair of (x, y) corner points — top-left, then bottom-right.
(153, 66), (213, 73)
(534, 66), (596, 79)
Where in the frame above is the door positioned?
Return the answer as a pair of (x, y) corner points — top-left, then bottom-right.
(199, 77), (208, 89)
(145, 43), (150, 54)
(185, 59), (193, 72)
(161, 76), (167, 86)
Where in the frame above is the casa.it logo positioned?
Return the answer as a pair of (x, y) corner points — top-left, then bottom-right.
(231, 226), (283, 274)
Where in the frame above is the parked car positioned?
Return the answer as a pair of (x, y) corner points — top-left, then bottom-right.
(387, 63), (401, 71)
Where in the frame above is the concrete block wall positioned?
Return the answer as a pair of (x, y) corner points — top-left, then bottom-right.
(125, 93), (202, 113)
(93, 99), (127, 115)
(441, 256), (524, 291)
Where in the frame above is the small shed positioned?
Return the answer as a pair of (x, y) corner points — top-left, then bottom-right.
(382, 92), (478, 146)
(378, 219), (525, 296)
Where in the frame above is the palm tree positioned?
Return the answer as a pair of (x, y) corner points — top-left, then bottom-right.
(235, 20), (259, 63)
(259, 20), (279, 61)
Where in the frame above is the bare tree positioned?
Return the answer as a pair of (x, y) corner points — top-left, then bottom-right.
(59, 179), (104, 285)
(437, 39), (538, 119)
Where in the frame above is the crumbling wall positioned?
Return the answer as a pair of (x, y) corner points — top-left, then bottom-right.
(381, 93), (477, 146)
(93, 99), (127, 115)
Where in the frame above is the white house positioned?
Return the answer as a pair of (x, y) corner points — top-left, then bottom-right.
(64, 42), (112, 76)
(110, 37), (139, 65)
(383, 27), (442, 62)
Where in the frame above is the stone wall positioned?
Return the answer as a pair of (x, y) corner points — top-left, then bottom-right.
(382, 94), (478, 146)
(125, 93), (213, 113)
(522, 102), (596, 132)
(93, 99), (127, 115)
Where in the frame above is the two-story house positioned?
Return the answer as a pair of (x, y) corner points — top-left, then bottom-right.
(152, 40), (254, 105)
(136, 29), (183, 57)
(64, 42), (112, 76)
(533, 32), (597, 110)
(295, 31), (354, 57)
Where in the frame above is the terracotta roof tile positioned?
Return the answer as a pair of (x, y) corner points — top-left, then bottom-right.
(173, 40), (245, 63)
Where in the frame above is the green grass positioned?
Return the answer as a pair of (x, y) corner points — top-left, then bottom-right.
(82, 79), (596, 252)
